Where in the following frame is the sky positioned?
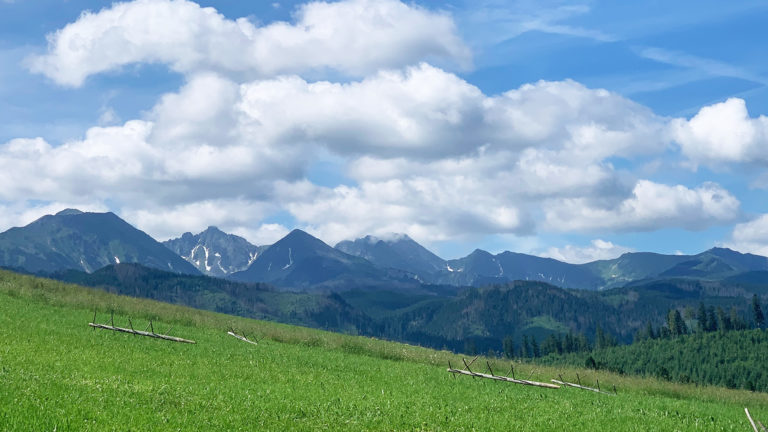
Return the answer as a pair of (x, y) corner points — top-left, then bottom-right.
(1, 0), (768, 262)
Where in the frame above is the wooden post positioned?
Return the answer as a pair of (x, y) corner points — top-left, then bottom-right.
(746, 408), (759, 432)
(486, 361), (494, 376)
(576, 373), (582, 387)
(92, 310), (97, 330)
(150, 320), (154, 334)
(88, 323), (195, 344)
(462, 358), (475, 379)
(110, 310), (114, 327)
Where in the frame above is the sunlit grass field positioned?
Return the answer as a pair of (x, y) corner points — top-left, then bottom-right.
(1, 269), (767, 430)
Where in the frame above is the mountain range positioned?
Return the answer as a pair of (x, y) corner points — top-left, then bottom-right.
(1, 209), (768, 293)
(3, 208), (768, 355)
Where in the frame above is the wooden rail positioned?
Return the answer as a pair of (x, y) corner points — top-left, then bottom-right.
(447, 367), (560, 389)
(551, 379), (615, 395)
(89, 323), (195, 344)
(227, 331), (258, 345)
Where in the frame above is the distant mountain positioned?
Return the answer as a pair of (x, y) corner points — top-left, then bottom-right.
(587, 248), (768, 288)
(230, 229), (417, 290)
(583, 252), (692, 289)
(0, 209), (199, 275)
(435, 249), (603, 289)
(335, 234), (445, 282)
(426, 247), (768, 291)
(163, 226), (266, 277)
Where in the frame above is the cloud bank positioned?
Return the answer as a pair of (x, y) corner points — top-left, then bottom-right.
(4, 0), (757, 253)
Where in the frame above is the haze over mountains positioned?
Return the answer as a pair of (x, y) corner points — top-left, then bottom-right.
(2, 209), (768, 292)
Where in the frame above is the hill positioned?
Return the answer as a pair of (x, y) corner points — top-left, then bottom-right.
(538, 329), (768, 391)
(49, 263), (375, 334)
(1, 268), (767, 430)
(0, 209), (199, 275)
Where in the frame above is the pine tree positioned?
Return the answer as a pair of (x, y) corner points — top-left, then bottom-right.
(753, 294), (765, 329)
(697, 302), (707, 332)
(596, 325), (606, 349)
(645, 321), (656, 339)
(521, 335), (530, 359)
(707, 306), (718, 332)
(502, 336), (515, 359)
(667, 309), (687, 337)
(531, 336), (540, 358)
(716, 307), (731, 332)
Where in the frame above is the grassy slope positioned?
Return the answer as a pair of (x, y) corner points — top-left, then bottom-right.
(1, 269), (768, 431)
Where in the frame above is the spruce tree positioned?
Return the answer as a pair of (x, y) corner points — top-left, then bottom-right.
(753, 295), (765, 329)
(697, 302), (707, 332)
(521, 335), (530, 359)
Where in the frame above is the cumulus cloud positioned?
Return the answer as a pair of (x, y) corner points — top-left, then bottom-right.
(1, 59), (743, 245)
(725, 214), (768, 257)
(237, 66), (666, 161)
(544, 180), (740, 232)
(122, 199), (283, 242)
(671, 98), (768, 167)
(28, 0), (470, 86)
(543, 239), (633, 264)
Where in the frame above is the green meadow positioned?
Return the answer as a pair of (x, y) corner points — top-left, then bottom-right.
(1, 269), (767, 431)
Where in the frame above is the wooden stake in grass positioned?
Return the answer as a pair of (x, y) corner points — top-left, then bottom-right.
(745, 407), (765, 432)
(88, 322), (195, 344)
(227, 331), (258, 345)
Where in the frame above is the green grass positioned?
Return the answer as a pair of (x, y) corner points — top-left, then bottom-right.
(2, 269), (768, 431)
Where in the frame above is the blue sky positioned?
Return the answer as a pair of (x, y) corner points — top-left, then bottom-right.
(1, 0), (767, 262)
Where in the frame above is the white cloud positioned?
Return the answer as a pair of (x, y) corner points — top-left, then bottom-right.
(29, 0), (470, 87)
(671, 98), (768, 167)
(0, 60), (740, 246)
(543, 239), (634, 264)
(122, 199), (280, 242)
(232, 223), (290, 246)
(237, 67), (666, 161)
(725, 214), (768, 257)
(544, 180), (740, 232)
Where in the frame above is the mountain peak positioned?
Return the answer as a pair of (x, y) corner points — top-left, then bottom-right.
(55, 208), (84, 216)
(203, 226), (224, 234)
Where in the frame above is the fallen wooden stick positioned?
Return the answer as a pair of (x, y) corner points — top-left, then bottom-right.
(551, 379), (615, 396)
(89, 323), (195, 344)
(227, 331), (258, 345)
(447, 368), (560, 389)
(746, 407), (765, 432)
